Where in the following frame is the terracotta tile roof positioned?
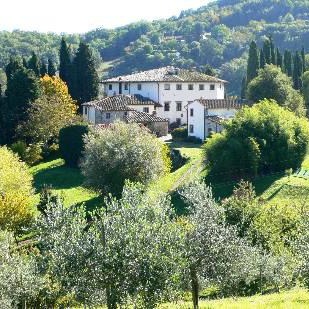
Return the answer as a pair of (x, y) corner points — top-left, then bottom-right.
(197, 99), (245, 109)
(103, 66), (227, 83)
(82, 94), (160, 111)
(125, 111), (168, 123)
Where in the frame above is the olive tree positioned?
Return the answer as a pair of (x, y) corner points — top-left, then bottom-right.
(81, 122), (171, 196)
(179, 182), (260, 308)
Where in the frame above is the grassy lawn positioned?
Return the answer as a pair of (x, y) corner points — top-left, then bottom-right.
(30, 158), (102, 211)
(161, 288), (309, 308)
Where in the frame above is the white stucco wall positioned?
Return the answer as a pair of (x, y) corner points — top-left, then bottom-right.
(187, 101), (205, 141)
(127, 104), (155, 114)
(103, 81), (225, 125)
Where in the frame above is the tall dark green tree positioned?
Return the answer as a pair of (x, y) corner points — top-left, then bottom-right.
(263, 38), (271, 65)
(5, 67), (41, 142)
(301, 46), (306, 72)
(71, 42), (99, 110)
(40, 60), (47, 77)
(259, 49), (266, 69)
(48, 58), (57, 76)
(276, 48), (283, 69)
(59, 37), (72, 87)
(247, 41), (259, 83)
(284, 50), (293, 77)
(293, 51), (303, 90)
(28, 52), (40, 77)
(22, 57), (28, 68)
(5, 56), (23, 81)
(241, 76), (247, 99)
(270, 37), (276, 65)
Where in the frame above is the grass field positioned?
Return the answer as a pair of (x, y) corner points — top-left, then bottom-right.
(161, 288), (309, 308)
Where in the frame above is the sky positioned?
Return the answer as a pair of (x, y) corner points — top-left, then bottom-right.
(0, 0), (212, 34)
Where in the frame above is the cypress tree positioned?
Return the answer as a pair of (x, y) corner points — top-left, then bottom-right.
(241, 76), (247, 99)
(284, 50), (293, 77)
(301, 46), (306, 72)
(59, 37), (72, 87)
(259, 49), (266, 69)
(263, 38), (271, 64)
(293, 51), (303, 90)
(247, 41), (259, 83)
(28, 52), (41, 77)
(270, 37), (276, 65)
(276, 48), (283, 69)
(40, 60), (48, 77)
(71, 42), (99, 111)
(48, 58), (57, 76)
(22, 57), (28, 68)
(5, 56), (23, 82)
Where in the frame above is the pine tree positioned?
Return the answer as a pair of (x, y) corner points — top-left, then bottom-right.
(71, 42), (99, 111)
(28, 52), (40, 77)
(247, 41), (259, 83)
(284, 50), (293, 77)
(259, 49), (266, 69)
(59, 37), (72, 87)
(276, 48), (283, 69)
(241, 76), (247, 99)
(293, 51), (303, 90)
(48, 58), (57, 76)
(263, 38), (271, 64)
(40, 60), (47, 77)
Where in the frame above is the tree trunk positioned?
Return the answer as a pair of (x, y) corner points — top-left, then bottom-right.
(106, 285), (117, 309)
(190, 266), (199, 309)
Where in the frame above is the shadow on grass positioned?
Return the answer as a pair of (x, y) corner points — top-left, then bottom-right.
(33, 165), (84, 191)
(76, 196), (105, 213)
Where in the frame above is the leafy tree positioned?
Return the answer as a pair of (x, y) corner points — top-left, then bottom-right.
(18, 76), (77, 147)
(5, 66), (41, 143)
(0, 231), (43, 307)
(284, 50), (293, 77)
(40, 60), (47, 77)
(71, 42), (99, 109)
(28, 52), (41, 77)
(247, 41), (259, 83)
(59, 37), (72, 88)
(180, 182), (260, 308)
(0, 146), (34, 232)
(293, 51), (303, 90)
(204, 99), (309, 181)
(81, 122), (171, 196)
(47, 58), (57, 76)
(59, 123), (89, 167)
(247, 64), (305, 116)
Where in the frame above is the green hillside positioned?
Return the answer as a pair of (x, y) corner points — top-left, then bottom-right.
(1, 1), (309, 94)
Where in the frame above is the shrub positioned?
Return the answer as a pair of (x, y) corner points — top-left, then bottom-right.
(11, 141), (42, 165)
(171, 149), (188, 171)
(81, 122), (171, 196)
(171, 127), (187, 140)
(59, 123), (89, 167)
(186, 136), (203, 144)
(204, 99), (309, 181)
(0, 146), (34, 233)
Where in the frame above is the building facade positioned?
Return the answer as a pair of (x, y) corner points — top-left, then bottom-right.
(187, 99), (244, 140)
(102, 66), (227, 125)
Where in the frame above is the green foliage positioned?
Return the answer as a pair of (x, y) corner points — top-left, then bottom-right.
(247, 65), (306, 116)
(59, 123), (89, 167)
(81, 122), (170, 196)
(47, 58), (56, 76)
(71, 42), (99, 108)
(204, 100), (309, 181)
(11, 141), (43, 166)
(293, 51), (304, 90)
(171, 127), (188, 141)
(302, 71), (309, 108)
(28, 51), (40, 77)
(247, 41), (259, 83)
(59, 37), (72, 88)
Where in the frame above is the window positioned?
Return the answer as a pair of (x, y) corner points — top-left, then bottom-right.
(199, 84), (205, 90)
(143, 107), (149, 113)
(84, 107), (88, 115)
(176, 84), (182, 90)
(164, 84), (170, 90)
(106, 113), (111, 119)
(189, 125), (194, 133)
(190, 108), (194, 117)
(220, 83), (222, 89)
(210, 84), (215, 90)
(176, 101), (182, 112)
(164, 102), (170, 112)
(188, 84), (194, 90)
(124, 83), (129, 90)
(137, 84), (142, 91)
(108, 84), (113, 91)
